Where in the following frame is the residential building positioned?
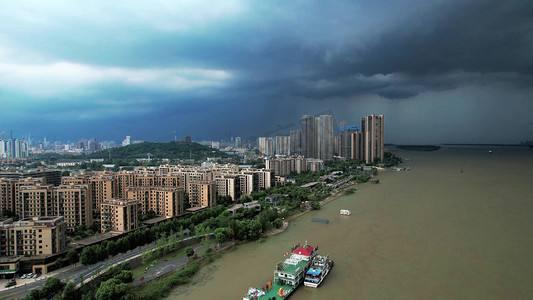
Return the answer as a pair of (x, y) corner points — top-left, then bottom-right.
(187, 181), (216, 208)
(300, 115), (317, 159)
(258, 137), (274, 156)
(274, 136), (291, 155)
(126, 187), (185, 217)
(316, 114), (335, 161)
(100, 199), (139, 233)
(215, 176), (237, 201)
(0, 216), (66, 257)
(53, 184), (93, 231)
(18, 185), (55, 219)
(362, 114), (385, 163)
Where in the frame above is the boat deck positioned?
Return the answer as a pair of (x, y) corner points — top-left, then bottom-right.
(259, 282), (295, 299)
(279, 259), (308, 274)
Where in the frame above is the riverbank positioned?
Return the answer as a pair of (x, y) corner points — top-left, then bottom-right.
(265, 179), (360, 237)
(130, 171), (371, 296)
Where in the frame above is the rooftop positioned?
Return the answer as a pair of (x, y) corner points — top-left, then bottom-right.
(292, 245), (315, 257)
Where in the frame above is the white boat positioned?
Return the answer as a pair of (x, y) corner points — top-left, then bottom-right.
(303, 255), (334, 288)
(340, 209), (351, 216)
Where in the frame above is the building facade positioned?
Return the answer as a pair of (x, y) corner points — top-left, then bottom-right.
(362, 114), (385, 163)
(100, 199), (139, 233)
(0, 216), (66, 257)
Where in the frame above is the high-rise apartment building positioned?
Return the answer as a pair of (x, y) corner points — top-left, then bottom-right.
(187, 181), (216, 208)
(265, 156), (308, 176)
(316, 115), (335, 161)
(0, 139), (29, 160)
(126, 187), (185, 217)
(300, 115), (317, 159)
(53, 184), (93, 231)
(0, 216), (66, 257)
(234, 136), (242, 148)
(18, 185), (55, 219)
(289, 129), (301, 155)
(215, 176), (236, 201)
(274, 136), (291, 155)
(100, 199), (139, 233)
(350, 131), (363, 161)
(243, 169), (272, 191)
(89, 174), (114, 224)
(257, 137), (275, 156)
(362, 114), (385, 163)
(0, 140), (6, 159)
(299, 114), (334, 161)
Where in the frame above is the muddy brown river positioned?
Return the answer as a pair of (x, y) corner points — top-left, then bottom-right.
(169, 147), (533, 299)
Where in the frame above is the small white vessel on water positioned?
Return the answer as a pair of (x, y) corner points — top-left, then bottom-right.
(340, 209), (351, 216)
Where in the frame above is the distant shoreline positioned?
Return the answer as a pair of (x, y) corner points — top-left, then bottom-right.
(396, 145), (441, 151)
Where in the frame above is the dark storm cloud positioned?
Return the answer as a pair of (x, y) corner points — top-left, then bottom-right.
(1, 0), (532, 142)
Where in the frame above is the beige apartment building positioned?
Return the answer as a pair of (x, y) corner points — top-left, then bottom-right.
(187, 181), (216, 208)
(0, 216), (66, 257)
(53, 184), (93, 231)
(61, 175), (90, 185)
(362, 114), (385, 163)
(243, 169), (272, 191)
(12, 177), (45, 217)
(18, 184), (55, 219)
(89, 175), (114, 224)
(350, 131), (363, 161)
(0, 178), (15, 216)
(100, 199), (139, 233)
(126, 186), (185, 217)
(215, 176), (236, 201)
(114, 172), (136, 199)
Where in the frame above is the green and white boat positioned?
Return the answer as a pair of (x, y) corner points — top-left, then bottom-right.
(243, 243), (316, 299)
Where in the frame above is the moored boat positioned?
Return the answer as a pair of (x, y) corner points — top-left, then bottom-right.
(243, 243), (317, 299)
(303, 255), (334, 288)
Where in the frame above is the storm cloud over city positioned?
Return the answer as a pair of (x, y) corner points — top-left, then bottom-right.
(1, 0), (532, 143)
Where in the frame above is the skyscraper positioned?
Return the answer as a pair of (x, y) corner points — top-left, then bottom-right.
(0, 140), (6, 159)
(316, 114), (334, 161)
(274, 135), (291, 155)
(362, 114), (384, 163)
(257, 137), (274, 156)
(289, 129), (301, 155)
(350, 130), (363, 161)
(299, 114), (335, 160)
(300, 115), (317, 159)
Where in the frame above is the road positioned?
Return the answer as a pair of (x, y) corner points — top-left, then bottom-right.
(0, 234), (212, 300)
(132, 243), (204, 286)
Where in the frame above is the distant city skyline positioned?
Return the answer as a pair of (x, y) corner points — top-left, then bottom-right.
(1, 1), (532, 144)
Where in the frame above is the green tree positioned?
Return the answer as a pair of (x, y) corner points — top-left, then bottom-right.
(40, 277), (65, 299)
(214, 228), (229, 243)
(95, 278), (129, 300)
(66, 249), (79, 264)
(80, 246), (97, 265)
(185, 247), (195, 259)
(61, 282), (78, 300)
(113, 270), (133, 283)
(24, 290), (40, 300)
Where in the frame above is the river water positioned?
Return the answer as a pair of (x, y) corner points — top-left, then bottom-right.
(169, 147), (533, 299)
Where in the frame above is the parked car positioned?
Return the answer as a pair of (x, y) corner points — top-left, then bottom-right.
(20, 274), (27, 279)
(32, 273), (39, 279)
(5, 279), (16, 288)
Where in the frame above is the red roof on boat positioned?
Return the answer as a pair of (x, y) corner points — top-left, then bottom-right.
(292, 245), (315, 256)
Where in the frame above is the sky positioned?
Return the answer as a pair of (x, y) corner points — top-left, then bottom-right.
(0, 0), (532, 144)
